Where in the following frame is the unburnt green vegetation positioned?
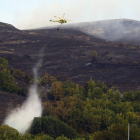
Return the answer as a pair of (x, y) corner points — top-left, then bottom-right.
(41, 78), (140, 139)
(0, 57), (31, 96)
(1, 57), (140, 139)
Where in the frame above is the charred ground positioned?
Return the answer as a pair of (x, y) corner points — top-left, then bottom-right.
(0, 90), (25, 124)
(0, 20), (140, 94)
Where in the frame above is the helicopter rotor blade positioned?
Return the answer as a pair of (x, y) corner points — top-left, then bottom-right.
(54, 16), (61, 19)
(62, 13), (65, 18)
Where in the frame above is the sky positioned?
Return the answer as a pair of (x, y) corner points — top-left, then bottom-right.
(0, 0), (140, 29)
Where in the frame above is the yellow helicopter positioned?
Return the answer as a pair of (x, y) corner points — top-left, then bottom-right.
(50, 13), (71, 24)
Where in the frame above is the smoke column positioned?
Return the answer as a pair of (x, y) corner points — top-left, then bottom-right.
(3, 46), (46, 134)
(13, 0), (140, 30)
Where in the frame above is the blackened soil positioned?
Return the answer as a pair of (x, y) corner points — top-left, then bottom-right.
(0, 24), (140, 93)
(0, 91), (25, 125)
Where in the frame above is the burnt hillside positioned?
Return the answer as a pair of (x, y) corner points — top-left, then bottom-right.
(50, 19), (140, 45)
(0, 21), (140, 93)
(0, 22), (19, 31)
(0, 91), (25, 125)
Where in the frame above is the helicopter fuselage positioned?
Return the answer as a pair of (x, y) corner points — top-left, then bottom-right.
(50, 13), (70, 25)
(50, 19), (67, 24)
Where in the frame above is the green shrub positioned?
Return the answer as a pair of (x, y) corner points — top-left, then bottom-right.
(91, 87), (103, 99)
(92, 50), (98, 61)
(0, 125), (19, 140)
(17, 84), (28, 96)
(33, 134), (54, 140)
(0, 57), (8, 66)
(0, 68), (18, 93)
(40, 73), (57, 86)
(29, 116), (78, 139)
(91, 124), (140, 140)
(122, 91), (134, 102)
(56, 135), (69, 140)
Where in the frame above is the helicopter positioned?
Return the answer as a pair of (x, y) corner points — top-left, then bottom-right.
(50, 13), (71, 24)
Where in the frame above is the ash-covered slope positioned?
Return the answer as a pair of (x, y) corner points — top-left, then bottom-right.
(46, 19), (140, 45)
(0, 91), (25, 125)
(76, 19), (140, 45)
(1, 21), (140, 93)
(0, 22), (19, 31)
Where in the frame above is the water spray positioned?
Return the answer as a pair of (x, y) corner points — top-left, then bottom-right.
(3, 46), (46, 134)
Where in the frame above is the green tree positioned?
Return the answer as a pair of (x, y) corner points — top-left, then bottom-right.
(49, 81), (64, 100)
(118, 101), (134, 114)
(91, 87), (103, 99)
(122, 91), (134, 102)
(92, 50), (98, 62)
(56, 135), (69, 140)
(0, 68), (18, 93)
(114, 113), (124, 124)
(83, 101), (102, 133)
(0, 125), (19, 140)
(96, 80), (107, 93)
(29, 116), (77, 139)
(91, 124), (140, 140)
(87, 89), (91, 98)
(114, 89), (120, 103)
(40, 73), (57, 86)
(134, 90), (140, 101)
(63, 81), (76, 96)
(29, 117), (42, 134)
(74, 138), (85, 140)
(0, 57), (9, 65)
(18, 84), (28, 96)
(132, 102), (140, 112)
(125, 111), (139, 125)
(85, 78), (96, 95)
(106, 87), (114, 99)
(33, 134), (54, 140)
(43, 102), (54, 116)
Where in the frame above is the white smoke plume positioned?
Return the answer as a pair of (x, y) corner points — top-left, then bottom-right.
(3, 46), (46, 134)
(13, 0), (140, 30)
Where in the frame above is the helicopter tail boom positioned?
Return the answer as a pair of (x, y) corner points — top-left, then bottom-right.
(50, 20), (59, 22)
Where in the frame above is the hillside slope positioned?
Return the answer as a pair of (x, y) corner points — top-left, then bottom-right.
(0, 22), (19, 31)
(0, 21), (140, 93)
(50, 19), (140, 45)
(0, 91), (25, 125)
